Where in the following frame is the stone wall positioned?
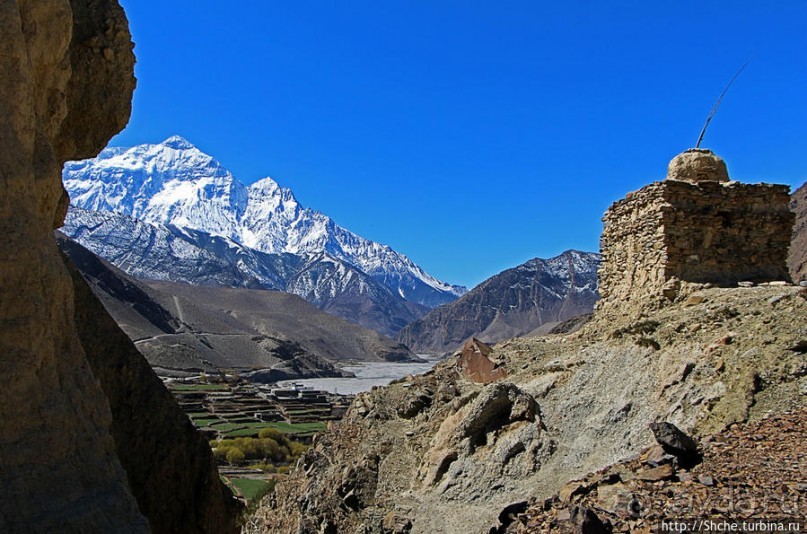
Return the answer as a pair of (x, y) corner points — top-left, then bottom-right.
(662, 180), (793, 285)
(598, 150), (794, 311)
(598, 182), (669, 307)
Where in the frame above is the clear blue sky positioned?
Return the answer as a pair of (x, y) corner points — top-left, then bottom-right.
(112, 1), (806, 288)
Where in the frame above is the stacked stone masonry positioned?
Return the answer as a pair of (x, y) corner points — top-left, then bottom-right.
(598, 152), (794, 309)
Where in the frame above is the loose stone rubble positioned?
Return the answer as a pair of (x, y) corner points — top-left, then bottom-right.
(507, 408), (806, 533)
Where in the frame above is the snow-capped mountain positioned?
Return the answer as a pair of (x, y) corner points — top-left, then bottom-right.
(396, 250), (601, 353)
(63, 135), (465, 308)
(62, 206), (427, 336)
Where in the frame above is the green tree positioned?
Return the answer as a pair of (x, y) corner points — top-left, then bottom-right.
(212, 446), (230, 462)
(288, 441), (308, 459)
(226, 447), (245, 466)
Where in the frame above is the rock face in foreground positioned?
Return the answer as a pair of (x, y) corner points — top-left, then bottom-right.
(0, 1), (144, 530)
(788, 182), (807, 283)
(0, 1), (238, 531)
(397, 250), (600, 354)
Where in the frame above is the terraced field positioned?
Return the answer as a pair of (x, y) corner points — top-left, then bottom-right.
(165, 379), (347, 440)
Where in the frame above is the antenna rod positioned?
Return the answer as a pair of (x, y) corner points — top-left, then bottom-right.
(695, 59), (751, 148)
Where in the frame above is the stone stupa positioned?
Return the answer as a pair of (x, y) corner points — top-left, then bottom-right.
(597, 148), (795, 310)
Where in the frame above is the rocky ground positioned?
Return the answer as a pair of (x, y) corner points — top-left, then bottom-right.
(250, 284), (805, 533)
(509, 408), (806, 532)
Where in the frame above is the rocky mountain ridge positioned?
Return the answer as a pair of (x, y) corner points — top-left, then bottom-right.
(58, 234), (416, 377)
(62, 136), (465, 310)
(63, 206), (427, 336)
(397, 250), (600, 354)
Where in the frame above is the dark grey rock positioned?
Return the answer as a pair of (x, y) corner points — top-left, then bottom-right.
(571, 505), (610, 534)
(649, 422), (700, 468)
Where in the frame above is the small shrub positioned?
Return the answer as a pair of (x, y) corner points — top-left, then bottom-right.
(218, 439), (237, 449)
(288, 441), (308, 458)
(260, 438), (285, 462)
(213, 447), (230, 462)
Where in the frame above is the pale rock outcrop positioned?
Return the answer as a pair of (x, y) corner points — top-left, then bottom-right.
(416, 382), (546, 498)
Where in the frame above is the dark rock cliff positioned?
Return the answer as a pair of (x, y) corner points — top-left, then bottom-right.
(397, 250), (599, 354)
(65, 254), (241, 533)
(0, 1), (238, 531)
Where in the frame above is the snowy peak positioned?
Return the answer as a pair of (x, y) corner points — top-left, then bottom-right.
(161, 135), (196, 150)
(248, 176), (282, 198)
(63, 136), (466, 309)
(61, 205), (426, 336)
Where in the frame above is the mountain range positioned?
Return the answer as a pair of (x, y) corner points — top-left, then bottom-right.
(396, 250), (600, 353)
(57, 234), (417, 379)
(61, 136), (464, 334)
(60, 136), (606, 352)
(62, 206), (427, 335)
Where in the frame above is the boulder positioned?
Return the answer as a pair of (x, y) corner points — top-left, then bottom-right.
(458, 337), (509, 383)
(570, 505), (610, 534)
(649, 422), (700, 467)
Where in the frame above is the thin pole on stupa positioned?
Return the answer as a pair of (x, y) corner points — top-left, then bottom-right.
(695, 59), (752, 148)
